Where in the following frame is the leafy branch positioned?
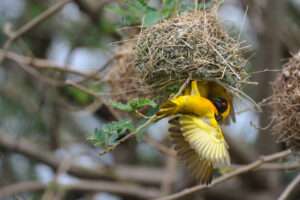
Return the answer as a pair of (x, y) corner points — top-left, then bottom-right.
(88, 120), (134, 148)
(89, 98), (158, 153)
(111, 98), (157, 114)
(107, 0), (212, 27)
(97, 116), (157, 156)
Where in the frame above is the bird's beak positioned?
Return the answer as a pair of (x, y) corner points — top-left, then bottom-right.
(215, 114), (222, 122)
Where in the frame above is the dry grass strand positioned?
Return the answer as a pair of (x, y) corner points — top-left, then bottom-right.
(271, 52), (300, 150)
(134, 9), (249, 100)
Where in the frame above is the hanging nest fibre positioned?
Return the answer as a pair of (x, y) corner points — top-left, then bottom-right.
(104, 41), (152, 102)
(271, 52), (300, 151)
(134, 6), (249, 100)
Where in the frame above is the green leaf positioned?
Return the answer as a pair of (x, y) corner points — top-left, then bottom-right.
(129, 98), (157, 110)
(107, 0), (149, 26)
(137, 0), (147, 7)
(29, 3), (46, 18)
(111, 101), (133, 112)
(62, 86), (94, 105)
(163, 0), (175, 6)
(134, 0), (149, 11)
(88, 120), (134, 148)
(111, 98), (157, 112)
(143, 10), (162, 27)
(162, 0), (178, 17)
(107, 0), (165, 26)
(166, 83), (181, 93)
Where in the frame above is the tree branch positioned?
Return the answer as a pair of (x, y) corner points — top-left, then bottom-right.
(0, 50), (97, 79)
(0, 180), (160, 199)
(1, 0), (73, 63)
(0, 134), (164, 185)
(278, 173), (300, 200)
(155, 149), (292, 200)
(234, 162), (300, 171)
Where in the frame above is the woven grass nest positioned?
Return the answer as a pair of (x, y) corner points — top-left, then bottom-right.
(104, 42), (151, 102)
(134, 8), (249, 100)
(271, 52), (300, 151)
(107, 6), (250, 102)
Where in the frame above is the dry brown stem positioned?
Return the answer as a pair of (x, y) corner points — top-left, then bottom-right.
(155, 149), (292, 200)
(278, 173), (300, 200)
(0, 0), (73, 63)
(0, 134), (164, 184)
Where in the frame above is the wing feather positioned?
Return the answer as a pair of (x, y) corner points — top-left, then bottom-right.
(178, 115), (230, 168)
(169, 123), (213, 184)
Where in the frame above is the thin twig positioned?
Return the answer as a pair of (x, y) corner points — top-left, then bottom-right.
(0, 50), (98, 79)
(0, 0), (72, 63)
(155, 149), (292, 200)
(173, 76), (191, 98)
(0, 182), (46, 199)
(41, 157), (72, 200)
(161, 156), (177, 195)
(13, 57), (65, 86)
(259, 162), (300, 171)
(232, 162), (300, 171)
(277, 173), (300, 200)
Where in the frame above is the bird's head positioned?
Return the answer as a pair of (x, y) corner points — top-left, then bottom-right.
(210, 97), (230, 121)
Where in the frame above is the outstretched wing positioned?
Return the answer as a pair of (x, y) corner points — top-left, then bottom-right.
(169, 123), (213, 184)
(170, 115), (230, 168)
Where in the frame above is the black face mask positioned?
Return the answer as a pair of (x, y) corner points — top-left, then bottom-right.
(214, 113), (222, 122)
(210, 97), (228, 115)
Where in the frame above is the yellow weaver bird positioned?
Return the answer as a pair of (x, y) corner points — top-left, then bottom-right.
(183, 80), (234, 122)
(156, 80), (232, 184)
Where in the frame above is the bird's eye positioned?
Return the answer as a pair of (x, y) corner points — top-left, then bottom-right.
(210, 97), (228, 114)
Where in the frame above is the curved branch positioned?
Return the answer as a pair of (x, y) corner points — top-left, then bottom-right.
(0, 0), (73, 63)
(155, 149), (292, 200)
